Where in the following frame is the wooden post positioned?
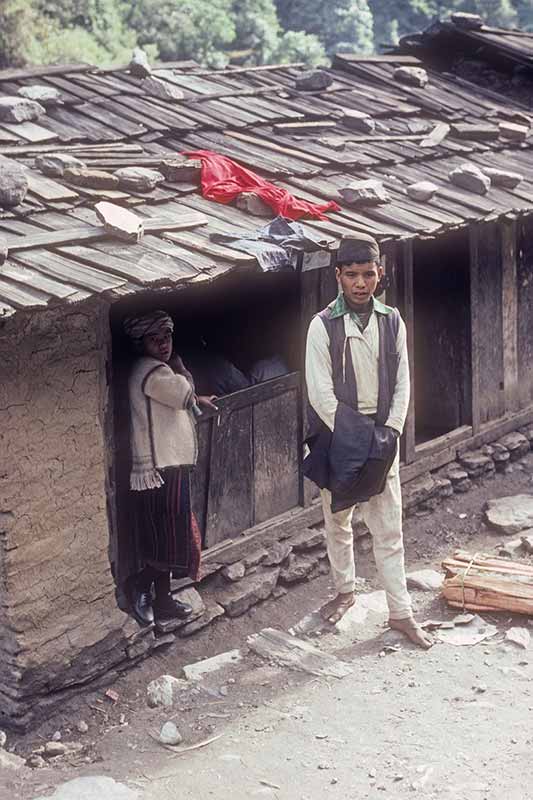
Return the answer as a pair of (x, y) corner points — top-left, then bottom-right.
(400, 239), (416, 464)
(469, 224), (481, 434)
(501, 216), (519, 413)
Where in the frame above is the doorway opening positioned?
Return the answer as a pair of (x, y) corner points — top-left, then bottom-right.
(412, 230), (472, 445)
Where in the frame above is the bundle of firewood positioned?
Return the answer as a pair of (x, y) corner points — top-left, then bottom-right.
(442, 550), (533, 615)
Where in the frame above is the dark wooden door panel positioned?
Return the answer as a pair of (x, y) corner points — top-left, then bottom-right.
(253, 389), (299, 525)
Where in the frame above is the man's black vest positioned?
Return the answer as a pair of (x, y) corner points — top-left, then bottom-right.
(304, 305), (401, 512)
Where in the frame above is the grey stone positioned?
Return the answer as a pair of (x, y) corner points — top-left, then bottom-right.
(142, 75), (184, 100)
(458, 450), (495, 478)
(32, 776), (140, 800)
(402, 474), (439, 509)
(35, 153), (86, 178)
(394, 66), (429, 88)
(248, 628), (353, 678)
(44, 741), (68, 757)
(295, 70), (333, 91)
(342, 109), (375, 133)
(0, 234), (7, 265)
(292, 528), (325, 552)
(129, 47), (152, 77)
(518, 425), (533, 445)
(339, 179), (390, 206)
(482, 443), (510, 473)
(0, 155), (28, 207)
(126, 630), (155, 660)
(485, 495), (533, 535)
(484, 168), (523, 189)
(76, 720), (88, 734)
(498, 432), (530, 460)
(263, 541), (292, 567)
(114, 166), (165, 193)
(63, 166), (119, 189)
(146, 674), (187, 708)
(159, 721), (182, 746)
(177, 602), (225, 637)
(0, 747), (25, 770)
(243, 547), (269, 568)
(452, 12), (483, 29)
(407, 181), (439, 202)
(0, 96), (45, 123)
(449, 164), (491, 195)
(26, 754), (46, 769)
(183, 649), (241, 680)
(497, 538), (524, 558)
(0, 729), (6, 747)
(521, 531), (533, 553)
(499, 121), (529, 141)
(279, 554), (317, 585)
(222, 561), (246, 582)
(95, 201), (144, 243)
(160, 158), (201, 183)
(18, 85), (61, 106)
(217, 568), (280, 617)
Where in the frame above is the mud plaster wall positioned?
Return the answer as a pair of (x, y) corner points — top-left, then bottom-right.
(0, 301), (137, 725)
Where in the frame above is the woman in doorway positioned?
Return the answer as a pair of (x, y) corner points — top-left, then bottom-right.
(124, 310), (216, 626)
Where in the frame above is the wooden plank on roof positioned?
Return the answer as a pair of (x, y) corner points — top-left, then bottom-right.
(163, 230), (255, 263)
(0, 121), (58, 143)
(58, 243), (171, 285)
(0, 63), (90, 82)
(0, 275), (52, 307)
(13, 249), (126, 293)
(0, 261), (81, 299)
(26, 171), (79, 202)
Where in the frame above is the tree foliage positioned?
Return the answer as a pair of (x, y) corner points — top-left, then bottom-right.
(0, 0), (531, 70)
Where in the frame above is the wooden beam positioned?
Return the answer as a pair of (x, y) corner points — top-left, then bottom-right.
(469, 224), (481, 434)
(501, 216), (519, 413)
(401, 239), (416, 465)
(457, 404), (533, 454)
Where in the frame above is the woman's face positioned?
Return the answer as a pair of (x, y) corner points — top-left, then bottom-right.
(143, 330), (173, 362)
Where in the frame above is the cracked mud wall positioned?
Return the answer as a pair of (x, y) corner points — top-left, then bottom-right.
(0, 301), (137, 726)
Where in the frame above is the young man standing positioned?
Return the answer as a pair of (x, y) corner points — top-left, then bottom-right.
(305, 235), (432, 649)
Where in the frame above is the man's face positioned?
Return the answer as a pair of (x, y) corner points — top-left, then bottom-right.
(143, 330), (173, 362)
(336, 261), (383, 307)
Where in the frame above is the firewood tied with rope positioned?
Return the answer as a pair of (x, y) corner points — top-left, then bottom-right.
(442, 550), (533, 615)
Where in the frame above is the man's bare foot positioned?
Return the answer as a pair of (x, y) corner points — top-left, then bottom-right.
(320, 592), (356, 625)
(388, 617), (434, 649)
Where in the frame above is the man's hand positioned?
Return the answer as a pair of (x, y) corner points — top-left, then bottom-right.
(386, 426), (401, 439)
(197, 395), (219, 411)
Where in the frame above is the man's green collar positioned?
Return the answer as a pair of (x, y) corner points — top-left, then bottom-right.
(329, 294), (393, 319)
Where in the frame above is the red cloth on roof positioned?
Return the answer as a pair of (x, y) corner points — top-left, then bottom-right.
(183, 149), (341, 221)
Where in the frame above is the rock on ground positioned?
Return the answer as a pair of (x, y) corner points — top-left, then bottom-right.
(32, 776), (140, 800)
(146, 674), (187, 708)
(485, 495), (533, 535)
(0, 748), (26, 771)
(406, 569), (444, 592)
(183, 649), (242, 681)
(216, 568), (280, 617)
(159, 721), (182, 746)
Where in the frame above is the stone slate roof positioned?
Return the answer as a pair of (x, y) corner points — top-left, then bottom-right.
(0, 44), (533, 319)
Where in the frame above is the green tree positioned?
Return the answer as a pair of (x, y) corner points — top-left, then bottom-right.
(0, 0), (43, 67)
(231, 0), (281, 63)
(514, 0), (533, 30)
(271, 29), (328, 64)
(126, 0), (236, 66)
(276, 0), (374, 54)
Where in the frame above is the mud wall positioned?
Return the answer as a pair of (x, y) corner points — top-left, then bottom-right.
(0, 301), (139, 729)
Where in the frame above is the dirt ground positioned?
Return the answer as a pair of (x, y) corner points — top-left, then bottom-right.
(3, 456), (533, 800)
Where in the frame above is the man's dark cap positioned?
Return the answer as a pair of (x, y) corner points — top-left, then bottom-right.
(335, 233), (380, 266)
